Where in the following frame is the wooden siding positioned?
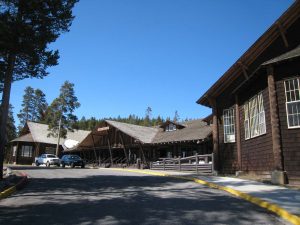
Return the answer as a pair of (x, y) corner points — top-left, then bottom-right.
(274, 60), (300, 184)
(239, 77), (275, 173)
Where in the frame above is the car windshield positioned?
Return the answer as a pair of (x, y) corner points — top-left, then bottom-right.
(70, 155), (81, 160)
(47, 155), (57, 158)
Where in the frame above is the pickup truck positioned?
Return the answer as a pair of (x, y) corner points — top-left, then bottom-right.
(35, 154), (60, 167)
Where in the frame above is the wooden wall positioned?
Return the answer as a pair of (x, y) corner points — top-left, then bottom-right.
(275, 60), (300, 184)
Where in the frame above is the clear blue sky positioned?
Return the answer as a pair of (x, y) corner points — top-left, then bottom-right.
(9, 0), (294, 125)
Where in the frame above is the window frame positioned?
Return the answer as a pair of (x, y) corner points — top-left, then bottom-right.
(284, 77), (300, 129)
(223, 107), (236, 143)
(21, 145), (33, 158)
(243, 92), (266, 140)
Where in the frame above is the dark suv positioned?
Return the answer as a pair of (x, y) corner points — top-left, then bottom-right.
(60, 155), (85, 168)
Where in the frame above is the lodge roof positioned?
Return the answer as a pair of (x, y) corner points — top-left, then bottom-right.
(197, 1), (300, 107)
(11, 121), (91, 150)
(105, 120), (159, 144)
(152, 119), (211, 144)
(262, 44), (300, 65)
(104, 119), (211, 144)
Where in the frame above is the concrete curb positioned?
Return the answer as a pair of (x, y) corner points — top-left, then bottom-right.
(0, 172), (28, 200)
(109, 168), (300, 225)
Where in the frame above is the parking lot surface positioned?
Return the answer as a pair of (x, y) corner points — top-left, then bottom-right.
(0, 166), (288, 225)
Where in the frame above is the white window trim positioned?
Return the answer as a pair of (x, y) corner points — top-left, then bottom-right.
(284, 77), (300, 129)
(244, 92), (266, 140)
(223, 107), (236, 143)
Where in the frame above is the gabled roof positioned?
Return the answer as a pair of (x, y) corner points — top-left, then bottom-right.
(106, 119), (211, 144)
(153, 119), (211, 143)
(11, 122), (91, 148)
(105, 120), (159, 144)
(159, 120), (186, 129)
(262, 44), (300, 65)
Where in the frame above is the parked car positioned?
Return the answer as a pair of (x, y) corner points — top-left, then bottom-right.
(60, 155), (85, 168)
(35, 154), (60, 167)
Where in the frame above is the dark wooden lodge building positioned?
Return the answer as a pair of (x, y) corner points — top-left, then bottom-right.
(197, 1), (300, 185)
(64, 119), (212, 168)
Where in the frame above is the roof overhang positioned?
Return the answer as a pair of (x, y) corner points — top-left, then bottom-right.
(197, 1), (300, 108)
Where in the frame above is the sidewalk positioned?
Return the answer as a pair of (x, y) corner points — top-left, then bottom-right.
(139, 170), (300, 222)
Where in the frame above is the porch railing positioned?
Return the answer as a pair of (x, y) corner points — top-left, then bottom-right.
(150, 153), (214, 174)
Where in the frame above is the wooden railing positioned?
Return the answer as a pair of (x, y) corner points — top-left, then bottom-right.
(150, 153), (214, 174)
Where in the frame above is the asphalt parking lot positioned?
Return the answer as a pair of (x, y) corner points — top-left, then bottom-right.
(0, 166), (288, 225)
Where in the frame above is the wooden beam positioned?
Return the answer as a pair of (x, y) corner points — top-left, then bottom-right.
(91, 134), (100, 166)
(107, 137), (113, 165)
(235, 95), (242, 170)
(276, 22), (289, 48)
(119, 133), (129, 165)
(267, 66), (284, 171)
(97, 126), (109, 132)
(238, 61), (249, 80)
(207, 96), (219, 172)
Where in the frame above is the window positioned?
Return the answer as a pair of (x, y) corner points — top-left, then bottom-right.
(13, 146), (17, 157)
(45, 147), (56, 154)
(223, 108), (235, 143)
(21, 146), (33, 157)
(244, 92), (266, 139)
(165, 123), (176, 132)
(284, 78), (300, 128)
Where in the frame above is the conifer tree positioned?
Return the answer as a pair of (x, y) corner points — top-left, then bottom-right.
(33, 89), (48, 122)
(45, 81), (80, 156)
(17, 86), (35, 130)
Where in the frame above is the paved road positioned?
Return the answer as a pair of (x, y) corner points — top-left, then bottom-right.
(0, 167), (288, 225)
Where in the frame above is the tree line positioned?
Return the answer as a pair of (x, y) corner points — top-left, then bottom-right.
(17, 85), (191, 132)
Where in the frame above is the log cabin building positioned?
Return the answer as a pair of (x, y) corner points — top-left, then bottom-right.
(10, 121), (90, 165)
(64, 119), (212, 167)
(197, 1), (300, 185)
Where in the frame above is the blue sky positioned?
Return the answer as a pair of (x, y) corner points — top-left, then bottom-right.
(9, 0), (293, 125)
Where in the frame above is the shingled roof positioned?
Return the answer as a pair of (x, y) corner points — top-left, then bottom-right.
(11, 121), (91, 148)
(105, 119), (211, 144)
(105, 120), (159, 144)
(153, 119), (212, 144)
(262, 45), (300, 65)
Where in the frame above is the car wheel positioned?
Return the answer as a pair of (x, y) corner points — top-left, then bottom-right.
(71, 162), (75, 168)
(46, 161), (50, 167)
(35, 161), (40, 166)
(61, 163), (65, 168)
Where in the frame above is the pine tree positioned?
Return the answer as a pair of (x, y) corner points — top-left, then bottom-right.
(173, 110), (180, 123)
(17, 86), (35, 130)
(144, 106), (152, 127)
(0, 0), (78, 179)
(45, 81), (80, 155)
(33, 89), (48, 122)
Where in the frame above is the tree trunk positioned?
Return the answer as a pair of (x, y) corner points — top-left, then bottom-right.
(0, 54), (16, 180)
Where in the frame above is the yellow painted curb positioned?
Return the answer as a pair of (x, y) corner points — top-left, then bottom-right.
(0, 186), (16, 200)
(109, 168), (300, 225)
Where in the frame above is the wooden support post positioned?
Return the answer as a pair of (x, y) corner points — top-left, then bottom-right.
(235, 95), (242, 171)
(178, 156), (181, 171)
(119, 133), (129, 166)
(267, 66), (284, 171)
(91, 134), (100, 166)
(107, 138), (113, 165)
(139, 143), (147, 166)
(208, 97), (219, 172)
(195, 153), (199, 174)
(163, 159), (165, 170)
